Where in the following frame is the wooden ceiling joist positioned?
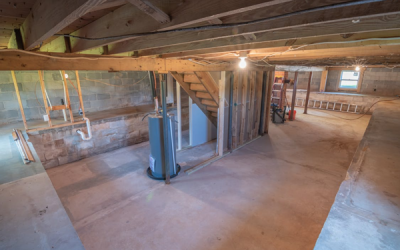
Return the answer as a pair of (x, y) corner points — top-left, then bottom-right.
(107, 0), (400, 55)
(20, 0), (108, 50)
(127, 0), (170, 23)
(0, 50), (275, 71)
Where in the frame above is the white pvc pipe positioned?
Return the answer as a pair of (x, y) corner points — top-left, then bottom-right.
(76, 117), (92, 140)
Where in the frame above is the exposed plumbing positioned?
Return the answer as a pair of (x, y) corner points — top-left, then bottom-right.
(77, 117), (92, 140)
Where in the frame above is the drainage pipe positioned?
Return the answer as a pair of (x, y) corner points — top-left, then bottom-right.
(76, 117), (92, 140)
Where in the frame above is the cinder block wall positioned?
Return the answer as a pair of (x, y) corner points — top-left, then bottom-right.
(0, 70), (153, 124)
(285, 71), (322, 91)
(326, 68), (400, 96)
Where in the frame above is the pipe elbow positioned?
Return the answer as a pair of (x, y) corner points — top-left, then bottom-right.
(77, 117), (92, 140)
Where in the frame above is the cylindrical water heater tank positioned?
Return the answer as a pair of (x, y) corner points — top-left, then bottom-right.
(147, 113), (180, 180)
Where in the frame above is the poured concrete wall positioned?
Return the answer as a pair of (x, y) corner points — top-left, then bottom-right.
(0, 71), (153, 124)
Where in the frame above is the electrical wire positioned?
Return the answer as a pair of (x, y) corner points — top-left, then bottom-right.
(54, 0), (381, 41)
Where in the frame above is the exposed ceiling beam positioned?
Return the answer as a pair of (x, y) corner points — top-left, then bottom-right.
(42, 0), (300, 53)
(107, 0), (400, 54)
(21, 0), (107, 50)
(127, 0), (170, 23)
(148, 30), (400, 58)
(0, 50), (274, 71)
(89, 0), (128, 12)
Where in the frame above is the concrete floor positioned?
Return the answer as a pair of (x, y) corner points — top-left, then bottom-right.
(46, 108), (370, 250)
(315, 100), (400, 250)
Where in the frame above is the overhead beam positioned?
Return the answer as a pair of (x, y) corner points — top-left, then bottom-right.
(21, 0), (107, 50)
(0, 50), (275, 71)
(143, 29), (400, 58)
(108, 0), (400, 54)
(46, 0), (302, 53)
(127, 0), (170, 23)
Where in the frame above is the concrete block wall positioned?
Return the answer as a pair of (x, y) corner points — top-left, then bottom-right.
(28, 112), (149, 169)
(326, 68), (400, 96)
(0, 70), (153, 124)
(287, 71), (322, 91)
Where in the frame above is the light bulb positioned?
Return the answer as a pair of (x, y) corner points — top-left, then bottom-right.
(239, 57), (247, 69)
(355, 66), (360, 71)
(64, 73), (69, 78)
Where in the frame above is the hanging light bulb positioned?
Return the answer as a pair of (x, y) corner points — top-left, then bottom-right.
(355, 66), (360, 71)
(64, 73), (69, 78)
(239, 57), (247, 69)
(238, 51), (248, 69)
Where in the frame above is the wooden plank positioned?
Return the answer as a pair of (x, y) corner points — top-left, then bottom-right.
(50, 105), (68, 111)
(201, 99), (218, 107)
(194, 72), (219, 104)
(232, 71), (240, 149)
(127, 0), (170, 23)
(304, 72), (312, 114)
(319, 70), (328, 92)
(196, 92), (213, 100)
(218, 71), (227, 156)
(0, 51), (274, 71)
(21, 0), (107, 50)
(264, 72), (274, 133)
(190, 83), (207, 92)
(61, 70), (74, 123)
(239, 71), (248, 145)
(11, 71), (28, 130)
(184, 73), (201, 83)
(16, 129), (35, 162)
(289, 72), (298, 121)
(38, 70), (52, 127)
(211, 112), (218, 118)
(75, 70), (86, 117)
(357, 68), (366, 93)
(171, 72), (217, 126)
(207, 106), (218, 112)
(248, 71), (256, 140)
(254, 71), (263, 138)
(26, 120), (86, 133)
(108, 0), (400, 54)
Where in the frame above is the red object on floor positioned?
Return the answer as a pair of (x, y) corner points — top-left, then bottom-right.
(288, 110), (296, 120)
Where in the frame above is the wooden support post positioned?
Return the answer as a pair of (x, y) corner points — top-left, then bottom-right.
(176, 81), (182, 150)
(248, 71), (256, 140)
(232, 71), (239, 149)
(290, 72), (299, 121)
(61, 70), (74, 123)
(75, 70), (85, 118)
(38, 70), (52, 127)
(304, 72), (313, 114)
(218, 71), (226, 156)
(239, 71), (248, 145)
(319, 70), (328, 92)
(11, 71), (28, 130)
(264, 71), (274, 134)
(254, 71), (263, 138)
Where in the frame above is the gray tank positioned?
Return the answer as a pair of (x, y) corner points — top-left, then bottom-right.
(147, 113), (180, 180)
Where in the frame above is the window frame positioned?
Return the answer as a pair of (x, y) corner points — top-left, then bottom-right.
(338, 70), (361, 91)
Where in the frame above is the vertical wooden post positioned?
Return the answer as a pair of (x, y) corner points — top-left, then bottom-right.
(38, 70), (52, 127)
(11, 71), (28, 130)
(232, 71), (239, 149)
(176, 80), (182, 150)
(75, 70), (85, 118)
(218, 71), (226, 156)
(248, 71), (256, 140)
(264, 71), (274, 134)
(239, 71), (248, 145)
(254, 71), (263, 138)
(304, 72), (313, 114)
(290, 72), (299, 121)
(319, 70), (328, 92)
(61, 70), (74, 123)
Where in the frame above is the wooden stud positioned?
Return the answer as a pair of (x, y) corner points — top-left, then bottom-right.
(289, 72), (299, 121)
(38, 70), (52, 127)
(264, 72), (274, 133)
(248, 71), (256, 140)
(61, 70), (74, 123)
(304, 72), (313, 114)
(239, 70), (248, 145)
(232, 71), (239, 149)
(218, 71), (226, 156)
(254, 71), (263, 137)
(319, 70), (328, 92)
(75, 70), (86, 118)
(11, 71), (28, 130)
(357, 68), (366, 93)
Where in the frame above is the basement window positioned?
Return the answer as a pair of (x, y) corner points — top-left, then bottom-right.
(339, 70), (360, 89)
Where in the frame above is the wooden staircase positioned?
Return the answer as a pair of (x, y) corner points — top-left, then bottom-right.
(170, 71), (219, 126)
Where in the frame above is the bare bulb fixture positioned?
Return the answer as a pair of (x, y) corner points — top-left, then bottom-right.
(355, 66), (360, 71)
(64, 73), (69, 79)
(239, 57), (247, 69)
